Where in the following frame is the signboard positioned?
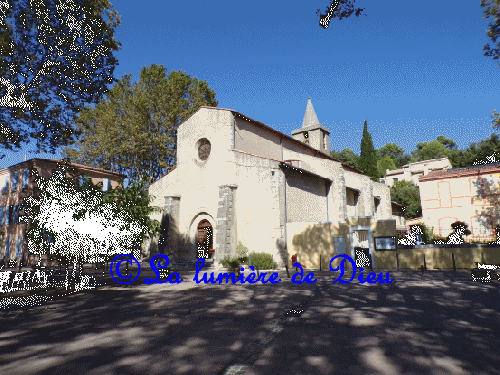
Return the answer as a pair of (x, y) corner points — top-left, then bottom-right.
(334, 236), (347, 254)
(374, 236), (397, 251)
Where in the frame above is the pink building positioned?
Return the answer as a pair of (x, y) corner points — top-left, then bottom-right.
(0, 159), (126, 266)
(419, 162), (500, 240)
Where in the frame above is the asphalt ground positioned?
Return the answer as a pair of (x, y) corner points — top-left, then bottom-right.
(0, 267), (499, 375)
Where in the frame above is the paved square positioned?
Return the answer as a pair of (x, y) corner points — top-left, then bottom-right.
(0, 269), (499, 375)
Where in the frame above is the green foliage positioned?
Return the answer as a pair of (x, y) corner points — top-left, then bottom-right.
(411, 224), (433, 244)
(394, 153), (412, 168)
(0, 0), (121, 155)
(377, 155), (397, 177)
(390, 181), (422, 220)
(358, 119), (379, 181)
(397, 233), (417, 246)
(249, 252), (278, 270)
(331, 148), (360, 169)
(20, 160), (161, 263)
(378, 143), (404, 161)
(449, 134), (500, 168)
(431, 234), (447, 243)
(436, 136), (458, 150)
(411, 140), (451, 162)
(63, 64), (218, 185)
(315, 0), (367, 21)
(481, 0), (500, 65)
(446, 221), (471, 244)
(235, 242), (249, 264)
(220, 257), (242, 273)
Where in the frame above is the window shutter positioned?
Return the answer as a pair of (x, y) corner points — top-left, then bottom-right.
(22, 169), (29, 189)
(2, 175), (9, 194)
(11, 171), (18, 191)
(13, 205), (18, 224)
(16, 236), (22, 258)
(0, 206), (5, 225)
(5, 237), (10, 258)
(103, 178), (110, 191)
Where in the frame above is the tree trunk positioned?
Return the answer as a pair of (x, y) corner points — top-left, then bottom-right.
(64, 261), (69, 290)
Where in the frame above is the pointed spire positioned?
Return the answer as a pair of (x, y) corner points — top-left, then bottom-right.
(302, 98), (321, 128)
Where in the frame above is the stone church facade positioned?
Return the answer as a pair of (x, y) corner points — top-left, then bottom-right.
(148, 99), (397, 268)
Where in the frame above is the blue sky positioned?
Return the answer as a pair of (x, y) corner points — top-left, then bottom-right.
(3, 0), (500, 170)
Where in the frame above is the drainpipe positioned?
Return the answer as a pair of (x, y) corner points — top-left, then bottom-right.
(281, 136), (288, 267)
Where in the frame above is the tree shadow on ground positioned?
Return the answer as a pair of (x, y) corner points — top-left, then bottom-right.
(0, 268), (499, 375)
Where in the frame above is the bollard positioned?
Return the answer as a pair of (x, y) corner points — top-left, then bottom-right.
(396, 252), (399, 270)
(423, 253), (427, 271)
(482, 252), (485, 264)
(320, 254), (322, 271)
(452, 253), (456, 272)
(285, 262), (290, 278)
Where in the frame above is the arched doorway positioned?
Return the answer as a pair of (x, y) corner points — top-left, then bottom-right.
(197, 219), (213, 259)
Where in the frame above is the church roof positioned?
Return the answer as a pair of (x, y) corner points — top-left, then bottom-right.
(183, 106), (366, 176)
(302, 97), (321, 128)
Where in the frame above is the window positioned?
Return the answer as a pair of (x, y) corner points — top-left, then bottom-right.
(374, 197), (381, 219)
(11, 171), (18, 192)
(16, 236), (22, 258)
(323, 134), (326, 149)
(198, 139), (211, 161)
(79, 174), (86, 187)
(5, 206), (10, 226)
(12, 205), (19, 224)
(2, 174), (9, 194)
(471, 216), (493, 236)
(102, 177), (111, 192)
(393, 178), (398, 182)
(346, 188), (359, 217)
(22, 169), (29, 189)
(0, 207), (4, 225)
(5, 237), (10, 258)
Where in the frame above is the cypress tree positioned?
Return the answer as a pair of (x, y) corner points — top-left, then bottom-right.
(358, 119), (379, 181)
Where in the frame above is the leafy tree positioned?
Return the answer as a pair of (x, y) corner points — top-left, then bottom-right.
(390, 181), (422, 220)
(331, 148), (360, 169)
(377, 155), (397, 177)
(449, 133), (500, 167)
(436, 135), (458, 150)
(448, 221), (472, 243)
(0, 0), (121, 156)
(411, 140), (451, 162)
(98, 180), (162, 253)
(394, 153), (412, 168)
(481, 0), (500, 64)
(358, 119), (379, 180)
(378, 143), (404, 161)
(63, 64), (218, 184)
(316, 0), (367, 21)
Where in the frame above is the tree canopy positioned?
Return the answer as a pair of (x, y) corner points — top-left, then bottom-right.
(377, 155), (397, 177)
(358, 119), (379, 181)
(0, 0), (121, 156)
(411, 140), (452, 162)
(330, 148), (360, 169)
(390, 181), (422, 220)
(481, 0), (500, 65)
(63, 64), (218, 184)
(316, 0), (367, 22)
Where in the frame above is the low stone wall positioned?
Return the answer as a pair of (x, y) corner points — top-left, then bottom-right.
(387, 244), (500, 270)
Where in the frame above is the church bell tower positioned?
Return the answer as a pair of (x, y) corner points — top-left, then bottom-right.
(291, 98), (330, 155)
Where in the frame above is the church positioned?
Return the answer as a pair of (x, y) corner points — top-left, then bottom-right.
(147, 99), (397, 269)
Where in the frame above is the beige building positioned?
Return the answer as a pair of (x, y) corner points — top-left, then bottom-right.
(382, 158), (452, 187)
(419, 162), (500, 240)
(148, 99), (397, 268)
(0, 159), (126, 266)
